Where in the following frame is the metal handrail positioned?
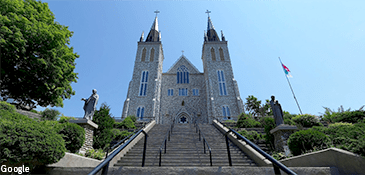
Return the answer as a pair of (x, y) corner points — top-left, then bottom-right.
(195, 123), (213, 166)
(88, 120), (152, 175)
(158, 119), (175, 166)
(214, 119), (297, 175)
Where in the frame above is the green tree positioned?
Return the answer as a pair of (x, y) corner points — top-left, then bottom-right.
(92, 103), (114, 151)
(0, 0), (79, 110)
(244, 95), (271, 117)
(41, 108), (61, 121)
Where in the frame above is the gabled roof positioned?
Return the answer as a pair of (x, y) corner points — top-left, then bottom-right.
(166, 55), (201, 74)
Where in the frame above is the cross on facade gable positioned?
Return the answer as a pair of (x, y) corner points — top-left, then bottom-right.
(205, 10), (211, 17)
(154, 10), (160, 17)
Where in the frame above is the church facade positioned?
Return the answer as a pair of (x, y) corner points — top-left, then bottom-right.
(121, 14), (244, 124)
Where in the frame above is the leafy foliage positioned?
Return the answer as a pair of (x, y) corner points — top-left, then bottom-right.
(58, 115), (76, 123)
(292, 114), (322, 128)
(236, 113), (261, 128)
(0, 100), (16, 112)
(283, 111), (297, 125)
(0, 107), (66, 169)
(111, 129), (132, 141)
(0, 0), (79, 109)
(92, 103), (114, 151)
(237, 130), (263, 142)
(312, 121), (365, 157)
(321, 105), (364, 123)
(129, 115), (137, 122)
(121, 116), (136, 129)
(85, 149), (105, 160)
(41, 108), (61, 121)
(244, 95), (271, 117)
(288, 129), (330, 156)
(58, 122), (85, 153)
(261, 117), (276, 150)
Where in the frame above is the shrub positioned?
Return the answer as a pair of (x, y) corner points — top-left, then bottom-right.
(0, 109), (66, 169)
(85, 149), (105, 160)
(93, 103), (115, 151)
(283, 112), (297, 125)
(121, 116), (136, 129)
(58, 122), (85, 153)
(334, 110), (365, 124)
(236, 113), (261, 128)
(129, 115), (137, 122)
(292, 114), (322, 127)
(0, 101), (16, 112)
(261, 117), (276, 151)
(58, 115), (77, 124)
(313, 122), (365, 156)
(288, 129), (330, 156)
(41, 108), (61, 121)
(237, 130), (263, 142)
(328, 122), (353, 128)
(111, 129), (132, 141)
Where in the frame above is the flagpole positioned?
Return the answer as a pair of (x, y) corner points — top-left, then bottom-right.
(278, 57), (303, 115)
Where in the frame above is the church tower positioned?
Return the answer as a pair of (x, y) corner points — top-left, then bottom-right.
(122, 13), (164, 123)
(202, 13), (244, 122)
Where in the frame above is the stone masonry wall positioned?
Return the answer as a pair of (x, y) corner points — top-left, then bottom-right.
(79, 124), (94, 153)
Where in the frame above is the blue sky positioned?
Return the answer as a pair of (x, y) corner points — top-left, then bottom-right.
(38, 0), (365, 118)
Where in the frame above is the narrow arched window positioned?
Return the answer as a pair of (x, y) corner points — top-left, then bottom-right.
(217, 70), (227, 96)
(211, 48), (216, 61)
(150, 48), (155, 62)
(177, 65), (189, 84)
(219, 48), (224, 61)
(222, 105), (230, 119)
(141, 48), (146, 62)
(139, 71), (148, 96)
(137, 106), (145, 120)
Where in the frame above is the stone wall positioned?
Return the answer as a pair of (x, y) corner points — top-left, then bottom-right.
(79, 124), (94, 153)
(16, 109), (41, 120)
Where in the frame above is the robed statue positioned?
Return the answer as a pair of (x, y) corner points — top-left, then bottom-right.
(81, 89), (99, 120)
(270, 95), (284, 126)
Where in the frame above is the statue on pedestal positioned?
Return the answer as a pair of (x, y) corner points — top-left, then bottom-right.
(81, 89), (99, 120)
(270, 95), (284, 126)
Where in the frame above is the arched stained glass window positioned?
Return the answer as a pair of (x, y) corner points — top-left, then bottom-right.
(217, 70), (227, 96)
(222, 105), (230, 119)
(137, 106), (145, 120)
(139, 71), (148, 96)
(177, 65), (189, 84)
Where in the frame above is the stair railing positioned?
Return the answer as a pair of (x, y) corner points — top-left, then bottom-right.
(214, 120), (297, 175)
(158, 119), (175, 166)
(88, 120), (153, 175)
(195, 122), (213, 166)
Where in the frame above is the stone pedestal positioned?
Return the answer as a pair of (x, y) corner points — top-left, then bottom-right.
(270, 124), (298, 155)
(69, 119), (98, 154)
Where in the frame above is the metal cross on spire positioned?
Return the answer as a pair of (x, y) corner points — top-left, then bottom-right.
(154, 10), (160, 17)
(205, 10), (211, 17)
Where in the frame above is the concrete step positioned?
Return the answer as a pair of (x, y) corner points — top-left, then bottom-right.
(115, 123), (258, 167)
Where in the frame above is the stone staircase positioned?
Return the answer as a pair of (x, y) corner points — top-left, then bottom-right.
(114, 123), (257, 167)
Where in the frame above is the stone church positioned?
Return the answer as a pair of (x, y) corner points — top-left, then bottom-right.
(121, 14), (244, 124)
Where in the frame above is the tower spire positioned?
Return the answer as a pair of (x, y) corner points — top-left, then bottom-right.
(205, 10), (220, 41)
(146, 10), (160, 42)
